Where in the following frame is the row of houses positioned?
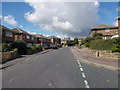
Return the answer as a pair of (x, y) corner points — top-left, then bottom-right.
(1, 25), (61, 47)
(89, 17), (120, 39)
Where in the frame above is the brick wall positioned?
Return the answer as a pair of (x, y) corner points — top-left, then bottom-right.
(0, 50), (18, 63)
(87, 49), (120, 60)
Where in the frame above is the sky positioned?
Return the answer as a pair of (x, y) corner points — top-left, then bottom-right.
(1, 0), (120, 39)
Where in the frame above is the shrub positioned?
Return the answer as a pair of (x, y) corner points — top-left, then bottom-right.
(31, 45), (36, 51)
(13, 48), (18, 52)
(26, 47), (32, 55)
(81, 37), (93, 47)
(90, 39), (114, 50)
(79, 45), (85, 49)
(12, 40), (27, 55)
(64, 43), (68, 46)
(112, 38), (120, 52)
(35, 44), (41, 49)
(2, 43), (12, 52)
(73, 38), (78, 44)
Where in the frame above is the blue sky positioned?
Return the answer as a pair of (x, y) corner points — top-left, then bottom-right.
(1, 1), (119, 38)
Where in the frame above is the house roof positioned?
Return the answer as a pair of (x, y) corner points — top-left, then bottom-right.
(91, 24), (118, 30)
(47, 36), (60, 39)
(31, 34), (46, 38)
(90, 24), (118, 35)
(1, 25), (12, 32)
(11, 28), (30, 35)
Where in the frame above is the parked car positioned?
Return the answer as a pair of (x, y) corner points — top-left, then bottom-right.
(57, 44), (62, 48)
(52, 45), (58, 49)
(44, 45), (51, 50)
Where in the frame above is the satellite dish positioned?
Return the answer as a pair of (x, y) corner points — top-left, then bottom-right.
(105, 28), (110, 32)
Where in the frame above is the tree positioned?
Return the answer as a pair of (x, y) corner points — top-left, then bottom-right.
(73, 38), (78, 45)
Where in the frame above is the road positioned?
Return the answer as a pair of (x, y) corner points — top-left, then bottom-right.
(2, 47), (118, 88)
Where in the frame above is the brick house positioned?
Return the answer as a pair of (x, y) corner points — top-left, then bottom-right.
(32, 34), (51, 46)
(61, 38), (74, 46)
(11, 28), (36, 47)
(47, 36), (61, 44)
(1, 25), (15, 43)
(90, 24), (118, 39)
(61, 38), (71, 44)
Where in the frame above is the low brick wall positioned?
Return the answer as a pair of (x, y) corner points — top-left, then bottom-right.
(88, 49), (120, 60)
(0, 50), (18, 63)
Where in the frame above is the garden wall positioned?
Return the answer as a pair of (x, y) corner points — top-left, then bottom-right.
(87, 49), (120, 60)
(0, 50), (18, 63)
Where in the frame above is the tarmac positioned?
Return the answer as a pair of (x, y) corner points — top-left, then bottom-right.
(0, 49), (53, 70)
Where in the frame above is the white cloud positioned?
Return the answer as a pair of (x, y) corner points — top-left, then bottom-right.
(19, 25), (24, 28)
(116, 7), (120, 12)
(27, 31), (37, 34)
(52, 16), (73, 30)
(113, 21), (118, 26)
(24, 1), (99, 37)
(4, 15), (18, 26)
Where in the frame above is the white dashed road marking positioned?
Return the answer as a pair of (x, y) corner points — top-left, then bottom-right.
(81, 72), (86, 78)
(7, 76), (16, 83)
(79, 64), (82, 67)
(84, 80), (90, 88)
(80, 68), (83, 71)
(77, 60), (90, 88)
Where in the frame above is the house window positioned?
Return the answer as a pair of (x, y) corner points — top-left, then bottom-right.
(27, 35), (30, 39)
(6, 31), (12, 37)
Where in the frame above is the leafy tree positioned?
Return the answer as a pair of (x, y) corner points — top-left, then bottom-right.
(73, 38), (78, 44)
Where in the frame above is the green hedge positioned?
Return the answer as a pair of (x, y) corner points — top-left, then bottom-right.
(111, 38), (120, 52)
(12, 40), (27, 54)
(89, 39), (114, 50)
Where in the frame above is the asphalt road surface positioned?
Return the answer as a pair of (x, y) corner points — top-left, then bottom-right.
(2, 47), (118, 88)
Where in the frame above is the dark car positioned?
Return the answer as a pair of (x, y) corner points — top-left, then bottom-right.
(44, 45), (51, 50)
(57, 44), (62, 48)
(52, 45), (58, 49)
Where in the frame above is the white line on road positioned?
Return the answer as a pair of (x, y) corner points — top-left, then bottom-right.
(81, 72), (86, 78)
(7, 76), (16, 83)
(79, 64), (82, 67)
(84, 80), (90, 88)
(77, 61), (81, 65)
(80, 68), (83, 71)
(76, 59), (90, 88)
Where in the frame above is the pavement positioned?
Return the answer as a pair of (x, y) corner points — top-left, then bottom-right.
(2, 47), (118, 88)
(71, 47), (119, 71)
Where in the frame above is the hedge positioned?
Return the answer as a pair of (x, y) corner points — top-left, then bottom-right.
(12, 40), (27, 55)
(89, 39), (114, 50)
